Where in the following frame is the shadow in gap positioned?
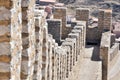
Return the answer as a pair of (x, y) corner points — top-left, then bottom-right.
(91, 46), (101, 61)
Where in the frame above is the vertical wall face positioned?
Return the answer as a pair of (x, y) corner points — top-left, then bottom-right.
(10, 0), (22, 80)
(98, 10), (104, 31)
(34, 15), (42, 80)
(100, 32), (111, 80)
(98, 9), (112, 31)
(47, 19), (62, 44)
(100, 47), (109, 80)
(76, 8), (89, 25)
(76, 8), (89, 43)
(54, 7), (67, 39)
(104, 10), (112, 31)
(21, 0), (35, 79)
(0, 0), (22, 79)
(42, 26), (48, 80)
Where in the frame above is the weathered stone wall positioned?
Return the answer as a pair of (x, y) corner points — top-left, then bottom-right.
(1, 1), (118, 80)
(53, 7), (73, 39)
(21, 0), (36, 80)
(110, 43), (119, 61)
(47, 19), (62, 44)
(100, 31), (111, 80)
(0, 0), (22, 80)
(100, 31), (120, 80)
(98, 9), (112, 31)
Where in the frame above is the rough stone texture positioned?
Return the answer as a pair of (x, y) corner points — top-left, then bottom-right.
(68, 33), (80, 61)
(54, 7), (73, 39)
(21, 0), (36, 79)
(10, 0), (22, 80)
(65, 38), (76, 65)
(76, 8), (89, 29)
(98, 9), (112, 31)
(0, 2), (119, 80)
(47, 19), (62, 44)
(100, 31), (119, 80)
(0, 0), (22, 80)
(34, 9), (46, 80)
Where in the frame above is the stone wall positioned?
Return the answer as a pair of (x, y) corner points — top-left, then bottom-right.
(0, 0), (22, 79)
(47, 19), (62, 44)
(100, 31), (120, 80)
(98, 9), (112, 31)
(0, 1), (118, 80)
(21, 0), (36, 79)
(53, 7), (73, 39)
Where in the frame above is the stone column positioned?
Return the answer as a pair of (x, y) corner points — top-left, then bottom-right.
(100, 32), (111, 80)
(65, 38), (76, 66)
(76, 8), (89, 27)
(71, 29), (81, 51)
(48, 34), (53, 80)
(68, 33), (79, 61)
(76, 8), (89, 43)
(0, 0), (22, 79)
(52, 41), (58, 80)
(54, 7), (67, 39)
(100, 47), (109, 80)
(42, 25), (49, 80)
(61, 45), (70, 78)
(104, 10), (112, 31)
(98, 9), (112, 31)
(34, 9), (45, 80)
(74, 25), (86, 52)
(47, 19), (62, 44)
(62, 42), (74, 75)
(21, 0), (36, 79)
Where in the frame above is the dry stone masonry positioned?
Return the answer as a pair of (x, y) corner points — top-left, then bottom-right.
(0, 0), (120, 80)
(0, 0), (22, 80)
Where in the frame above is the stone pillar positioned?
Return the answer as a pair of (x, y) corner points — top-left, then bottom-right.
(62, 42), (74, 74)
(10, 0), (22, 80)
(98, 10), (104, 32)
(104, 10), (112, 31)
(76, 8), (89, 27)
(54, 7), (67, 39)
(52, 42), (58, 80)
(47, 19), (62, 44)
(0, 0), (22, 79)
(21, 0), (36, 79)
(68, 33), (79, 61)
(34, 9), (45, 80)
(71, 29), (82, 51)
(42, 25), (49, 80)
(55, 48), (60, 80)
(100, 32), (111, 80)
(48, 34), (53, 80)
(98, 9), (112, 31)
(98, 10), (105, 40)
(74, 25), (86, 49)
(76, 8), (89, 43)
(61, 45), (70, 78)
(100, 47), (109, 80)
(65, 38), (76, 66)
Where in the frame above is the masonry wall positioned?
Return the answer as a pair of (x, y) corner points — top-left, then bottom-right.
(100, 31), (120, 80)
(47, 19), (62, 44)
(1, 1), (116, 80)
(54, 7), (73, 39)
(0, 0), (23, 80)
(21, 0), (36, 79)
